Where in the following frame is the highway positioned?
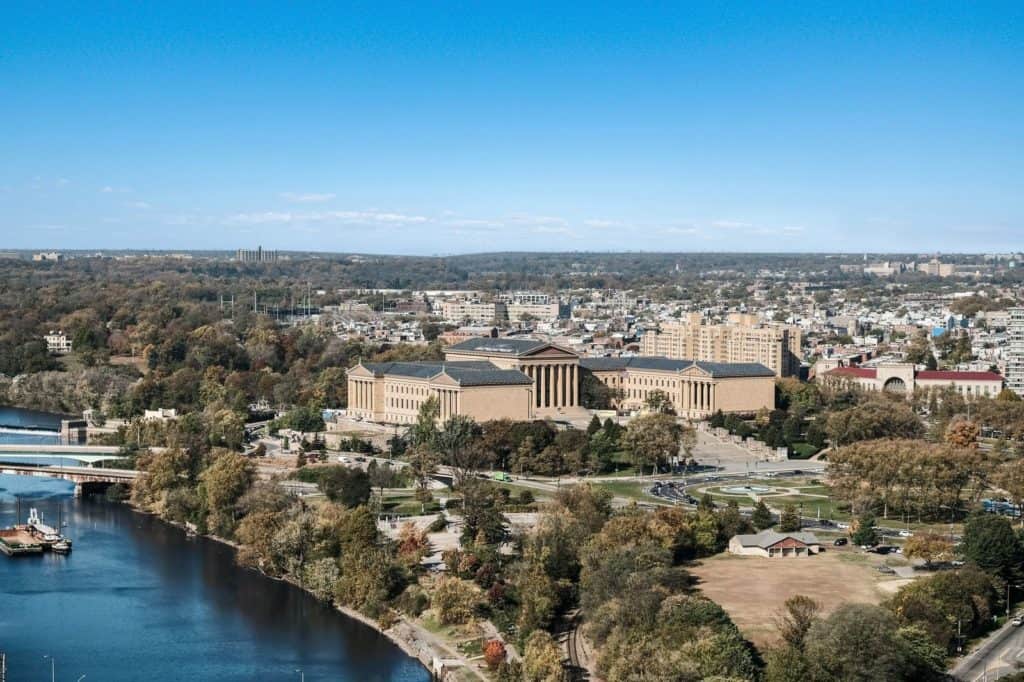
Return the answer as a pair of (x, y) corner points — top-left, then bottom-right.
(953, 620), (1024, 681)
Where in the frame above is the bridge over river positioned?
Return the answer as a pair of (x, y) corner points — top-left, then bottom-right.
(0, 462), (137, 496)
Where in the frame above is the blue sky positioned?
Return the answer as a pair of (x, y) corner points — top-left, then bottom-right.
(1, 2), (1022, 254)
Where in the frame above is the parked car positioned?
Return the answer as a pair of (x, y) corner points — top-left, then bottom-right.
(876, 565), (896, 575)
(898, 530), (913, 538)
(833, 538), (848, 546)
(338, 456), (351, 463)
(837, 522), (850, 530)
(1013, 616), (1024, 627)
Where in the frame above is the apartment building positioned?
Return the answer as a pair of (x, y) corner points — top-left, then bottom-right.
(43, 330), (72, 355)
(1008, 308), (1024, 397)
(235, 246), (278, 263)
(640, 313), (802, 377)
(440, 300), (505, 324)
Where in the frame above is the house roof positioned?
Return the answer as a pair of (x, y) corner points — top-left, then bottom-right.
(445, 337), (550, 356)
(580, 356), (775, 378)
(358, 361), (533, 387)
(824, 366), (878, 378)
(733, 530), (820, 549)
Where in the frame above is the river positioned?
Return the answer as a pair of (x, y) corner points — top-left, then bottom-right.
(0, 407), (430, 681)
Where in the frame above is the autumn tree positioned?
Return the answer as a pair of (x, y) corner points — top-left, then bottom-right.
(775, 594), (820, 651)
(623, 412), (682, 475)
(199, 450), (256, 536)
(521, 630), (564, 682)
(902, 533), (954, 567)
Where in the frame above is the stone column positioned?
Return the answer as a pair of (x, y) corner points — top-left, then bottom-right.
(539, 365), (547, 408)
(555, 364), (563, 408)
(570, 364), (577, 407)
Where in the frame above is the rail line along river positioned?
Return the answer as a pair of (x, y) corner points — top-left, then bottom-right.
(0, 407), (429, 681)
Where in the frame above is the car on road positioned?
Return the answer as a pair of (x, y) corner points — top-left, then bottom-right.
(354, 456), (367, 462)
(876, 565), (896, 575)
(836, 522), (850, 530)
(1013, 616), (1024, 627)
(898, 530), (913, 538)
(833, 538), (848, 546)
(338, 456), (351, 463)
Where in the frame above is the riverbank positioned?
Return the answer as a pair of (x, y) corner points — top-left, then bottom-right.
(126, 502), (485, 681)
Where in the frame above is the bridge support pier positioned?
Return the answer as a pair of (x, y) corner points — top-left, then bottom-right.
(74, 483), (83, 498)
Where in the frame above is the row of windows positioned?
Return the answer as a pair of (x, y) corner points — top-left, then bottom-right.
(387, 397), (427, 411)
(387, 384), (429, 397)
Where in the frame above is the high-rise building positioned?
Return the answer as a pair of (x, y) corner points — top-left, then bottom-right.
(640, 313), (802, 377)
(235, 246), (278, 263)
(1008, 308), (1024, 397)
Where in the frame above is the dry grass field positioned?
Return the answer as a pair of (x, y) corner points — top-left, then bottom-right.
(689, 550), (914, 647)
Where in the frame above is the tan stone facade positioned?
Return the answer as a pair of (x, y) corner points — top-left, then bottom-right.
(641, 313), (802, 377)
(580, 357), (776, 419)
(444, 339), (580, 415)
(821, 363), (1003, 398)
(346, 361), (534, 424)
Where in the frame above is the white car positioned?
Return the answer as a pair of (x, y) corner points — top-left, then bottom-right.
(1012, 616), (1023, 627)
(898, 530), (913, 538)
(837, 523), (850, 530)
(338, 456), (351, 463)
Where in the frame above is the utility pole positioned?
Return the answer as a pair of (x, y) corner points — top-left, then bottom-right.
(1, 651), (6, 682)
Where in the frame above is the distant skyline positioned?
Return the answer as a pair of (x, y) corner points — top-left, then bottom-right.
(2, 3), (1022, 254)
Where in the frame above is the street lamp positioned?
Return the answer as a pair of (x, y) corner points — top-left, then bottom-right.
(42, 655), (54, 682)
(295, 668), (305, 682)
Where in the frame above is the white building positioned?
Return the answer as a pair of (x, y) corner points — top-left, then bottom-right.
(43, 330), (72, 354)
(1009, 308), (1024, 397)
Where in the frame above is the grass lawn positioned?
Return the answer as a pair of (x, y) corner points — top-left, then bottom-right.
(691, 550), (913, 647)
(789, 441), (821, 459)
(381, 494), (441, 516)
(592, 479), (659, 502)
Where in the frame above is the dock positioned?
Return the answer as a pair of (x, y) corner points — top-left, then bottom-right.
(0, 528), (44, 556)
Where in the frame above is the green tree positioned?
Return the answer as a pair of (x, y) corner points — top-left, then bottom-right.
(851, 511), (878, 547)
(961, 512), (1023, 577)
(521, 630), (565, 682)
(752, 500), (774, 530)
(777, 503), (801, 533)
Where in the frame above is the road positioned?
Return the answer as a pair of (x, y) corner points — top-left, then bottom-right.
(953, 620), (1024, 681)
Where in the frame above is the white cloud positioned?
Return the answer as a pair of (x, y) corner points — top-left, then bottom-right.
(100, 185), (131, 193)
(280, 192), (336, 203)
(226, 210), (430, 226)
(711, 220), (752, 229)
(583, 219), (620, 228)
(127, 201), (151, 209)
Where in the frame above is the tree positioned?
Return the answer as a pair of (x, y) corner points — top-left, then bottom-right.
(432, 576), (481, 625)
(902, 533), (954, 567)
(644, 389), (675, 414)
(825, 400), (924, 446)
(406, 443), (438, 502)
(318, 466), (371, 507)
(521, 630), (564, 682)
(623, 412), (681, 475)
(436, 415), (483, 487)
(997, 459), (1024, 524)
(804, 603), (934, 681)
(200, 451), (256, 537)
(776, 594), (820, 651)
(483, 639), (507, 669)
(752, 500), (774, 530)
(587, 414), (602, 436)
(851, 511), (878, 547)
(961, 512), (1023, 577)
(945, 417), (980, 449)
(408, 396), (439, 447)
(777, 503), (801, 533)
